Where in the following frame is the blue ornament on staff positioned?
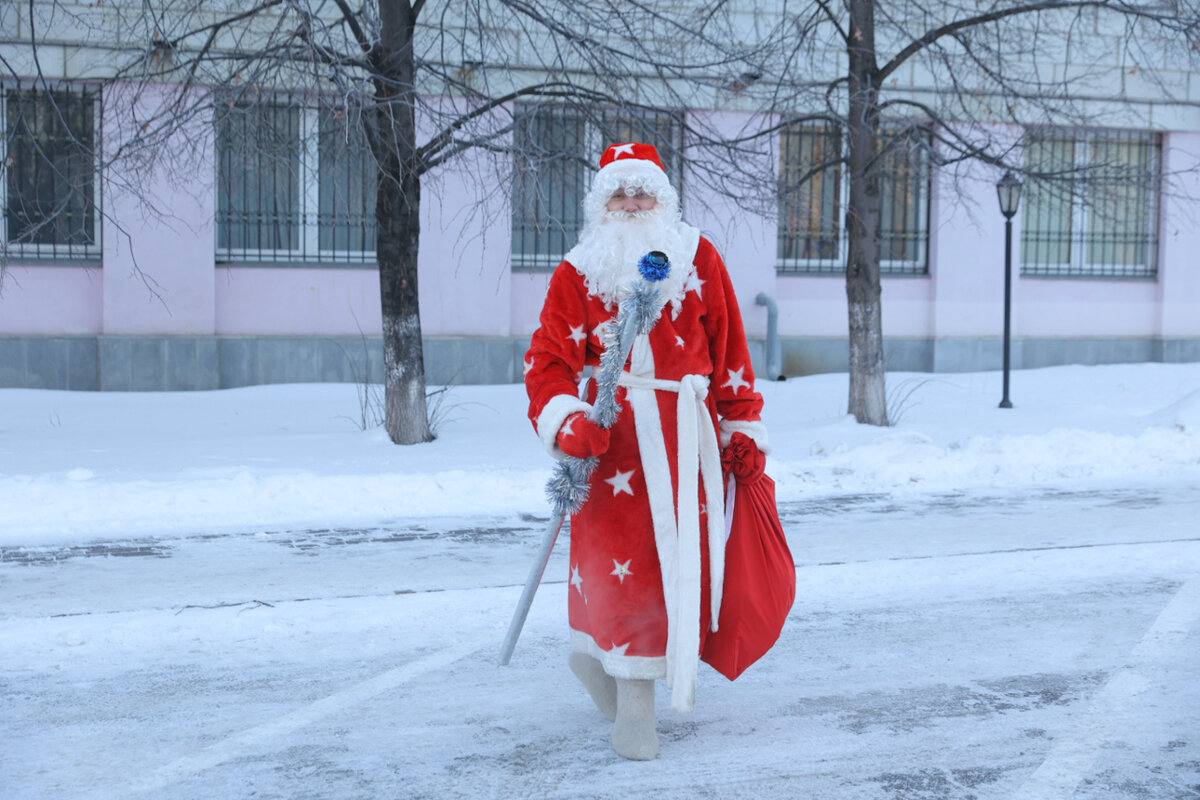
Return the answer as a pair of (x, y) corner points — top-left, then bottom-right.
(638, 250), (670, 281)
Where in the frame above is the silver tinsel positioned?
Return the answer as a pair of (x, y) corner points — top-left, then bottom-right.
(547, 455), (600, 518)
(547, 276), (664, 516)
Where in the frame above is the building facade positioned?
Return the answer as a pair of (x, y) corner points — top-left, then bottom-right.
(2, 5), (1199, 391)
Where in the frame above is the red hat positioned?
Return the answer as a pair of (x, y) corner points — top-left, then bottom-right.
(583, 140), (679, 224)
(599, 142), (667, 172)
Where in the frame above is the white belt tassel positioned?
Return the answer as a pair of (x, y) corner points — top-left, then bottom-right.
(619, 371), (725, 712)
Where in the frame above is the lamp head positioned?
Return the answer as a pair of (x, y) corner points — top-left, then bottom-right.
(996, 170), (1023, 219)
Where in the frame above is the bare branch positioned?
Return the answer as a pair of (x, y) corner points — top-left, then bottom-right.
(418, 82), (611, 170)
(880, 0), (1165, 82)
(328, 0), (374, 52)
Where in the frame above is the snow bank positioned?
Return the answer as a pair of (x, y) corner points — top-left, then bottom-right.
(2, 363), (1198, 544)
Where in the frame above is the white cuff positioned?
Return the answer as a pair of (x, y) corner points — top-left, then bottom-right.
(536, 394), (592, 459)
(719, 419), (769, 454)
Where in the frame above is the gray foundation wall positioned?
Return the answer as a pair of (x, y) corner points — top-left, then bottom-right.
(0, 334), (1196, 391)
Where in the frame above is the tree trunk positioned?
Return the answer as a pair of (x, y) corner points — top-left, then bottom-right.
(376, 162), (432, 444)
(844, 0), (889, 426)
(372, 2), (432, 445)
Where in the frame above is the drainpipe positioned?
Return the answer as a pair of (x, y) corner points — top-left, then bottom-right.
(755, 292), (784, 381)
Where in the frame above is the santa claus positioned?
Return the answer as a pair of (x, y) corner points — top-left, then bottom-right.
(523, 142), (768, 760)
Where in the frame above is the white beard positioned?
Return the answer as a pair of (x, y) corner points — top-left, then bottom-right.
(564, 207), (700, 318)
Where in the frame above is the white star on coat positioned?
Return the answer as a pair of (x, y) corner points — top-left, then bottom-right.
(559, 414), (577, 437)
(571, 564), (584, 595)
(567, 324), (587, 345)
(605, 468), (636, 496)
(723, 365), (751, 394)
(523, 357), (534, 376)
(675, 335), (686, 348)
(611, 143), (637, 158)
(611, 559), (633, 583)
(684, 272), (705, 299)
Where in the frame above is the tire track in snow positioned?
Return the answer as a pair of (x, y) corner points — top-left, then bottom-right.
(1014, 578), (1200, 799)
(119, 636), (488, 797)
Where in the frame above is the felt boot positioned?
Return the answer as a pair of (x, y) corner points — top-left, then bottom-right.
(569, 652), (617, 721)
(611, 678), (658, 760)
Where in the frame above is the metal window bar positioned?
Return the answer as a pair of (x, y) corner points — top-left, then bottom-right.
(1, 85), (100, 260)
(777, 124), (930, 276)
(510, 103), (685, 272)
(1020, 129), (1160, 279)
(777, 125), (842, 266)
(215, 96), (376, 265)
(319, 108), (376, 259)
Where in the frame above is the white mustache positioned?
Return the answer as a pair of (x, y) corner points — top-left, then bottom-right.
(603, 209), (658, 222)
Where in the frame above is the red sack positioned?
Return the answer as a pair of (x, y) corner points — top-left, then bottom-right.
(701, 433), (796, 680)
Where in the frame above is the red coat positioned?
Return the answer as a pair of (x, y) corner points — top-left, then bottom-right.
(524, 236), (765, 711)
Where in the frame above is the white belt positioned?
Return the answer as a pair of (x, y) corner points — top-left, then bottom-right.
(618, 371), (725, 712)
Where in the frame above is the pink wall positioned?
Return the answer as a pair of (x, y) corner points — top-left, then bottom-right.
(776, 276), (848, 335)
(683, 111), (779, 339)
(101, 84), (216, 335)
(928, 138), (1011, 339)
(4, 102), (1198, 353)
(511, 271), (554, 337)
(416, 142), (515, 337)
(0, 266), (102, 334)
(1159, 132), (1200, 339)
(214, 268), (382, 335)
(1018, 278), (1160, 337)
(925, 122), (1180, 341)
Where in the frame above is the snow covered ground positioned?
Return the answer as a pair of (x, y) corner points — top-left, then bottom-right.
(2, 363), (1198, 799)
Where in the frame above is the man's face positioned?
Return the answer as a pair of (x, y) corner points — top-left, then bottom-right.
(605, 186), (660, 214)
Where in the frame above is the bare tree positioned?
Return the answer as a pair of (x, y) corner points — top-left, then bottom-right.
(2, 0), (770, 442)
(0, 2), (663, 441)
(711, 0), (1200, 424)
(5, 0), (1197, 435)
(445, 0), (1200, 426)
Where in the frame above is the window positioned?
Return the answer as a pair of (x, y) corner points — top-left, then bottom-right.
(777, 124), (930, 275)
(777, 125), (842, 264)
(511, 104), (684, 271)
(1021, 129), (1160, 278)
(2, 86), (99, 259)
(216, 100), (376, 264)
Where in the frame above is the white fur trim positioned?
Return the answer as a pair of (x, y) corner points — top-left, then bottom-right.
(620, 357), (726, 713)
(536, 394), (592, 459)
(571, 629), (666, 680)
(625, 348), (682, 700)
(719, 419), (770, 454)
(696, 386), (726, 634)
(672, 375), (704, 713)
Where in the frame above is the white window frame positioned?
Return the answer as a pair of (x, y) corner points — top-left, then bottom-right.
(1020, 128), (1160, 279)
(215, 102), (376, 266)
(777, 123), (931, 276)
(510, 103), (685, 272)
(0, 84), (102, 261)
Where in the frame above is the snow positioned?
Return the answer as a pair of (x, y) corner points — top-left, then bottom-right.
(2, 362), (1199, 799)
(3, 362), (1198, 543)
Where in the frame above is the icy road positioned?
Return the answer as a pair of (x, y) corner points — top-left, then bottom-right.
(3, 483), (1199, 800)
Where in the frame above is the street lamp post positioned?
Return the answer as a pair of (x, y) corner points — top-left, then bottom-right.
(995, 171), (1023, 409)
